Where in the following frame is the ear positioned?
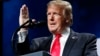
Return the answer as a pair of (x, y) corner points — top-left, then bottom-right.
(66, 19), (69, 23)
(65, 15), (70, 23)
(65, 17), (70, 23)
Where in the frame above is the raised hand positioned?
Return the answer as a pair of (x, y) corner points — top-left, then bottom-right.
(19, 4), (29, 31)
(19, 4), (29, 26)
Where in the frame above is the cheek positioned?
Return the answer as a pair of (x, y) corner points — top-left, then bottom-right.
(55, 16), (63, 23)
(58, 18), (66, 26)
(47, 16), (49, 20)
(56, 18), (62, 26)
(47, 17), (50, 23)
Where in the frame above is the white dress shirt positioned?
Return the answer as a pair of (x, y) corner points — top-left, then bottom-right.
(50, 27), (70, 56)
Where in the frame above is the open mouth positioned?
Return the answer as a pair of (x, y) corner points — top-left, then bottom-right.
(50, 23), (56, 25)
(49, 23), (56, 27)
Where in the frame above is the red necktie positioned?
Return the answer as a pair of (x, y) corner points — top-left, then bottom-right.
(50, 34), (61, 56)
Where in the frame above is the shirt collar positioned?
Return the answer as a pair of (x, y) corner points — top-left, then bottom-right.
(61, 27), (70, 38)
(53, 27), (70, 38)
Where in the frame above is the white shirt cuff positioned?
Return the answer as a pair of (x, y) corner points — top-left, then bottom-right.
(17, 30), (28, 43)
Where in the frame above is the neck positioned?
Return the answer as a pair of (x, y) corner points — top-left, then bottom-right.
(52, 27), (70, 35)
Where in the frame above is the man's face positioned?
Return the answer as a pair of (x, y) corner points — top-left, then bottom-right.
(47, 5), (67, 34)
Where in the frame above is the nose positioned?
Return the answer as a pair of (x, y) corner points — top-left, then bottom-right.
(49, 14), (54, 21)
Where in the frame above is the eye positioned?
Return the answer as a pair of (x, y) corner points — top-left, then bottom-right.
(54, 12), (61, 16)
(47, 12), (51, 16)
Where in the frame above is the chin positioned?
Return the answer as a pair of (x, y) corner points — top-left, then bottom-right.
(48, 28), (57, 34)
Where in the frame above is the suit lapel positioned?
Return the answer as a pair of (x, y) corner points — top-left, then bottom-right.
(62, 30), (78, 56)
(46, 35), (53, 52)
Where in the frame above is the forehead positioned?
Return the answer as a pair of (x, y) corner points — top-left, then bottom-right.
(47, 4), (64, 12)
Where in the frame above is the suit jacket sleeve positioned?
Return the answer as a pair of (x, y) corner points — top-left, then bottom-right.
(84, 34), (98, 56)
(17, 35), (31, 55)
(15, 35), (52, 55)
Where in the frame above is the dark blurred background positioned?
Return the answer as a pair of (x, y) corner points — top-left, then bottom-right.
(3, 0), (100, 56)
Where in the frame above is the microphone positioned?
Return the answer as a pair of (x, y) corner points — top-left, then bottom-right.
(11, 19), (47, 55)
(22, 19), (47, 28)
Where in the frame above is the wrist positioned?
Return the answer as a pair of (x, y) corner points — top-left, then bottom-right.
(20, 28), (28, 32)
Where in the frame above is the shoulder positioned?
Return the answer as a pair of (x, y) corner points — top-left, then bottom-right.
(77, 32), (96, 39)
(77, 32), (95, 36)
(75, 32), (97, 43)
(70, 29), (96, 39)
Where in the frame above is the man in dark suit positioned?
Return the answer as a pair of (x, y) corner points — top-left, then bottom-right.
(15, 0), (98, 56)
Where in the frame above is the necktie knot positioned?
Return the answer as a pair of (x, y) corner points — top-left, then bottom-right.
(55, 34), (61, 38)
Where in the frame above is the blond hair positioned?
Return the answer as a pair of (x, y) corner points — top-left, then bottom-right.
(47, 0), (73, 26)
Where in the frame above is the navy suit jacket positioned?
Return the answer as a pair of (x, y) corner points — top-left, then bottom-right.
(16, 30), (98, 56)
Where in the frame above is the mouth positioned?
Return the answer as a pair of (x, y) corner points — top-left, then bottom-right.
(50, 23), (56, 26)
(50, 23), (56, 25)
(49, 23), (56, 27)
